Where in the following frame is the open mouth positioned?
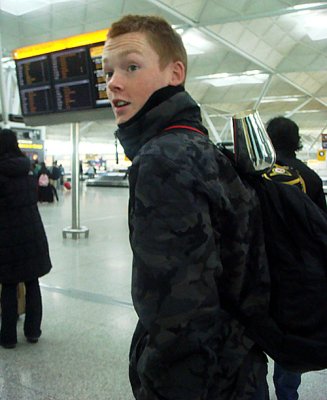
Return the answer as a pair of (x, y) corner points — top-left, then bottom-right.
(113, 100), (130, 108)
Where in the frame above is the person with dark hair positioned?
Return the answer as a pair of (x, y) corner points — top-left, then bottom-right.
(266, 117), (326, 400)
(267, 116), (326, 211)
(58, 163), (65, 186)
(37, 161), (57, 202)
(32, 159), (41, 177)
(102, 14), (270, 400)
(0, 129), (52, 348)
(50, 160), (61, 189)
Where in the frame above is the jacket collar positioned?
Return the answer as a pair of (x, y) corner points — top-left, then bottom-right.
(115, 86), (205, 161)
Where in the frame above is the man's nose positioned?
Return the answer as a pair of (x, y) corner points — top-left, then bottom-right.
(107, 72), (123, 92)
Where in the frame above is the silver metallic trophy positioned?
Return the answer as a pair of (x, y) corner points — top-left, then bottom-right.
(231, 110), (276, 174)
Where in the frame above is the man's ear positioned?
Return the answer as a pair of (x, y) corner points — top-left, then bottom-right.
(169, 61), (185, 86)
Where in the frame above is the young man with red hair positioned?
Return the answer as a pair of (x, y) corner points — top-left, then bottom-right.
(103, 14), (270, 400)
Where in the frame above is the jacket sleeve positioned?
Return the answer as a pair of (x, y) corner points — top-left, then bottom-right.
(129, 153), (223, 399)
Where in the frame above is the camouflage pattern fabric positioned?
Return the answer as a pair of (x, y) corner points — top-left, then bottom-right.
(116, 88), (270, 400)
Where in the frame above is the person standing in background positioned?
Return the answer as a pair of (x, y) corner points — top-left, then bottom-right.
(37, 161), (56, 202)
(32, 160), (41, 177)
(267, 117), (326, 211)
(0, 129), (52, 348)
(58, 163), (65, 186)
(266, 116), (327, 400)
(50, 160), (61, 190)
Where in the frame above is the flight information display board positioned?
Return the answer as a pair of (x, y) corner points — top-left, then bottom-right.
(89, 45), (108, 107)
(16, 55), (51, 87)
(51, 48), (89, 80)
(20, 85), (53, 115)
(15, 43), (109, 116)
(54, 80), (93, 111)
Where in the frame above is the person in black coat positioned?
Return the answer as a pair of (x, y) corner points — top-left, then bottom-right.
(37, 161), (55, 202)
(0, 129), (52, 348)
(266, 117), (327, 400)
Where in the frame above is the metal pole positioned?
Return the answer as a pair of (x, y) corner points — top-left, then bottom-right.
(0, 33), (9, 126)
(62, 122), (89, 239)
(71, 122), (79, 229)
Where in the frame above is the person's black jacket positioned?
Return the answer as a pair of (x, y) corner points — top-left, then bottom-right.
(0, 153), (52, 283)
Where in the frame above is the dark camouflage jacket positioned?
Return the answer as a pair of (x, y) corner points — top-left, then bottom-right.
(116, 87), (270, 400)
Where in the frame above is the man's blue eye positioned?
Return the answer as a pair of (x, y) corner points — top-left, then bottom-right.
(105, 71), (113, 79)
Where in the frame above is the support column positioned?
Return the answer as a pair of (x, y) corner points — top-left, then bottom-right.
(63, 122), (89, 239)
(0, 33), (9, 127)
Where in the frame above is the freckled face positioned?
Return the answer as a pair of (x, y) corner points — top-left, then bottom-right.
(102, 32), (179, 124)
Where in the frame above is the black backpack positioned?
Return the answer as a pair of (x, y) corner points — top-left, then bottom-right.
(219, 144), (327, 372)
(166, 125), (327, 372)
(242, 175), (327, 373)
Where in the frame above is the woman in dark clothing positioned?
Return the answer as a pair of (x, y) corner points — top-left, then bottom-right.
(37, 161), (54, 202)
(0, 129), (52, 348)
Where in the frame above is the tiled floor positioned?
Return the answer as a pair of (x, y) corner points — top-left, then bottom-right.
(0, 183), (326, 399)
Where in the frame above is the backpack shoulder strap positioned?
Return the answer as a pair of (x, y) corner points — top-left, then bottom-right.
(163, 125), (206, 136)
(262, 163), (307, 193)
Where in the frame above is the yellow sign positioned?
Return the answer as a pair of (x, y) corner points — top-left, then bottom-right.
(18, 143), (43, 150)
(13, 29), (108, 60)
(317, 149), (326, 161)
(89, 45), (104, 58)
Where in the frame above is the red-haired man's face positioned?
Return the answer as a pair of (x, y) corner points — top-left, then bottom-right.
(103, 31), (184, 124)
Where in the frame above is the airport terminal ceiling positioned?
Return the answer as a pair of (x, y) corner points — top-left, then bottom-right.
(0, 0), (327, 150)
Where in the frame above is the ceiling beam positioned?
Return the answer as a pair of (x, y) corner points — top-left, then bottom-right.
(285, 98), (312, 118)
(146, 0), (327, 111)
(201, 106), (222, 143)
(220, 120), (232, 142)
(194, 0), (210, 23)
(199, 26), (327, 109)
(254, 74), (273, 110)
(196, 2), (327, 25)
